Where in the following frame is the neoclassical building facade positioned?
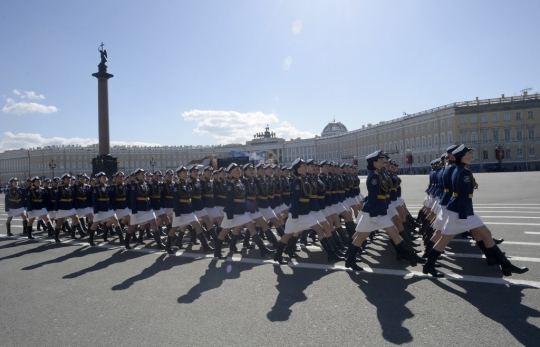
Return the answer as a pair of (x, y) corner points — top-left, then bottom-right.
(1, 92), (539, 184)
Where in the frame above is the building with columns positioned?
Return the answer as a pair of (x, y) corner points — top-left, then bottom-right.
(1, 92), (539, 185)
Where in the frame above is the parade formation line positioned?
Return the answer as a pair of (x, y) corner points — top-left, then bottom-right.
(2, 233), (539, 289)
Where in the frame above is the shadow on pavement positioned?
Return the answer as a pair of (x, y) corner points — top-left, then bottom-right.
(0, 241), (65, 261)
(112, 253), (196, 291)
(266, 265), (332, 322)
(347, 272), (421, 345)
(22, 245), (104, 271)
(432, 279), (540, 347)
(177, 258), (260, 304)
(63, 248), (148, 279)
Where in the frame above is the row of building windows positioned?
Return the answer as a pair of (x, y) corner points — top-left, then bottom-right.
(460, 127), (536, 142)
(460, 111), (534, 125)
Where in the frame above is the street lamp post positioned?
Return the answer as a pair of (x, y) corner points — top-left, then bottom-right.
(406, 149), (413, 174)
(150, 157), (156, 173)
(495, 142), (505, 171)
(49, 159), (57, 178)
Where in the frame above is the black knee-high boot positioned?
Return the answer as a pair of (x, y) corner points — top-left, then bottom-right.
(46, 221), (54, 237)
(242, 230), (252, 249)
(88, 229), (96, 246)
(23, 219), (28, 234)
(345, 244), (363, 271)
(252, 233), (273, 257)
(396, 240), (426, 267)
(214, 238), (227, 259)
(197, 232), (214, 253)
(54, 228), (61, 243)
(165, 236), (175, 255)
(153, 231), (165, 250)
(75, 223), (87, 238)
(488, 245), (529, 276)
(475, 240), (496, 266)
(264, 229), (279, 249)
(276, 225), (285, 237)
(422, 249), (444, 277)
(146, 224), (153, 239)
(115, 226), (125, 242)
(336, 227), (350, 246)
(124, 232), (132, 249)
(27, 226), (35, 239)
(102, 225), (108, 242)
(300, 230), (308, 246)
(273, 241), (288, 264)
(229, 234), (242, 254)
(6, 223), (13, 236)
(320, 237), (344, 262)
(189, 226), (199, 244)
(422, 240), (435, 259)
(285, 236), (299, 258)
(331, 230), (347, 251)
(175, 230), (185, 249)
(137, 228), (146, 244)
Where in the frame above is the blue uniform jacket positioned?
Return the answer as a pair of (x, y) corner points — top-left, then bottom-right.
(161, 181), (175, 209)
(307, 174), (320, 212)
(189, 179), (204, 212)
(223, 178), (247, 219)
(439, 163), (457, 206)
(289, 175), (312, 219)
(173, 179), (194, 216)
(360, 169), (389, 217)
(27, 187), (49, 212)
(202, 178), (216, 208)
(255, 177), (269, 209)
(213, 179), (226, 207)
(5, 187), (26, 211)
(93, 184), (112, 214)
(243, 177), (258, 213)
(281, 177), (291, 207)
(445, 163), (475, 219)
(55, 185), (78, 211)
(149, 182), (163, 211)
(110, 184), (129, 210)
(130, 181), (152, 214)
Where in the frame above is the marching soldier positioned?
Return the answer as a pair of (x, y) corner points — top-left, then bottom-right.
(5, 177), (28, 237)
(26, 176), (55, 239)
(53, 173), (85, 242)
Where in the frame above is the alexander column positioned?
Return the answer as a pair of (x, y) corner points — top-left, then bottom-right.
(91, 43), (117, 176)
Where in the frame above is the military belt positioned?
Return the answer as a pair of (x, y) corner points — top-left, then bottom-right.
(60, 199), (72, 202)
(179, 199), (191, 203)
(233, 199), (244, 203)
(192, 196), (201, 199)
(77, 197), (86, 201)
(32, 199), (43, 203)
(257, 196), (267, 200)
(282, 192), (290, 195)
(165, 195), (173, 199)
(299, 198), (309, 202)
(453, 193), (473, 198)
(115, 198), (126, 201)
(136, 197), (149, 201)
(10, 199), (22, 203)
(150, 195), (161, 199)
(97, 198), (109, 202)
(247, 197), (256, 200)
(444, 189), (450, 193)
(376, 195), (387, 200)
(202, 194), (213, 198)
(218, 195), (226, 199)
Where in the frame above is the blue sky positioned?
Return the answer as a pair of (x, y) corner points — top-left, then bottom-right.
(1, 0), (539, 152)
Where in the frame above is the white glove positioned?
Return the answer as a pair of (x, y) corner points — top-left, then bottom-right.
(370, 217), (379, 223)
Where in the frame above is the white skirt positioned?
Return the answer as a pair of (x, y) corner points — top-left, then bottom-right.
(172, 212), (198, 228)
(49, 211), (57, 219)
(77, 207), (93, 217)
(205, 206), (221, 219)
(333, 203), (348, 213)
(130, 210), (156, 226)
(432, 201), (441, 216)
(194, 209), (208, 219)
(280, 203), (289, 211)
(56, 208), (77, 219)
(355, 212), (394, 232)
(221, 212), (252, 229)
(429, 197), (439, 210)
(249, 210), (263, 220)
(93, 209), (116, 223)
(346, 197), (357, 207)
(325, 205), (337, 216)
(28, 208), (48, 220)
(115, 207), (131, 219)
(423, 195), (431, 208)
(284, 214), (319, 234)
(396, 197), (404, 206)
(259, 207), (277, 220)
(7, 207), (26, 217)
(165, 208), (174, 217)
(273, 205), (283, 214)
(310, 210), (327, 224)
(321, 207), (330, 218)
(216, 206), (225, 217)
(387, 203), (399, 218)
(433, 206), (449, 231)
(153, 207), (166, 217)
(442, 210), (484, 235)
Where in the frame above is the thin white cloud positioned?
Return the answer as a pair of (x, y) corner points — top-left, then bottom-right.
(12, 89), (45, 100)
(0, 132), (160, 152)
(2, 98), (58, 115)
(182, 110), (315, 144)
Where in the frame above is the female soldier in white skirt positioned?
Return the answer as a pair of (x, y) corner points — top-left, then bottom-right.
(273, 158), (344, 265)
(124, 169), (160, 250)
(213, 163), (273, 259)
(5, 177), (29, 237)
(345, 151), (424, 272)
(87, 172), (125, 246)
(422, 145), (529, 277)
(53, 173), (85, 242)
(110, 172), (131, 230)
(26, 176), (55, 239)
(187, 165), (217, 241)
(201, 166), (224, 239)
(165, 166), (214, 254)
(255, 164), (286, 236)
(241, 163), (280, 249)
(74, 174), (92, 235)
